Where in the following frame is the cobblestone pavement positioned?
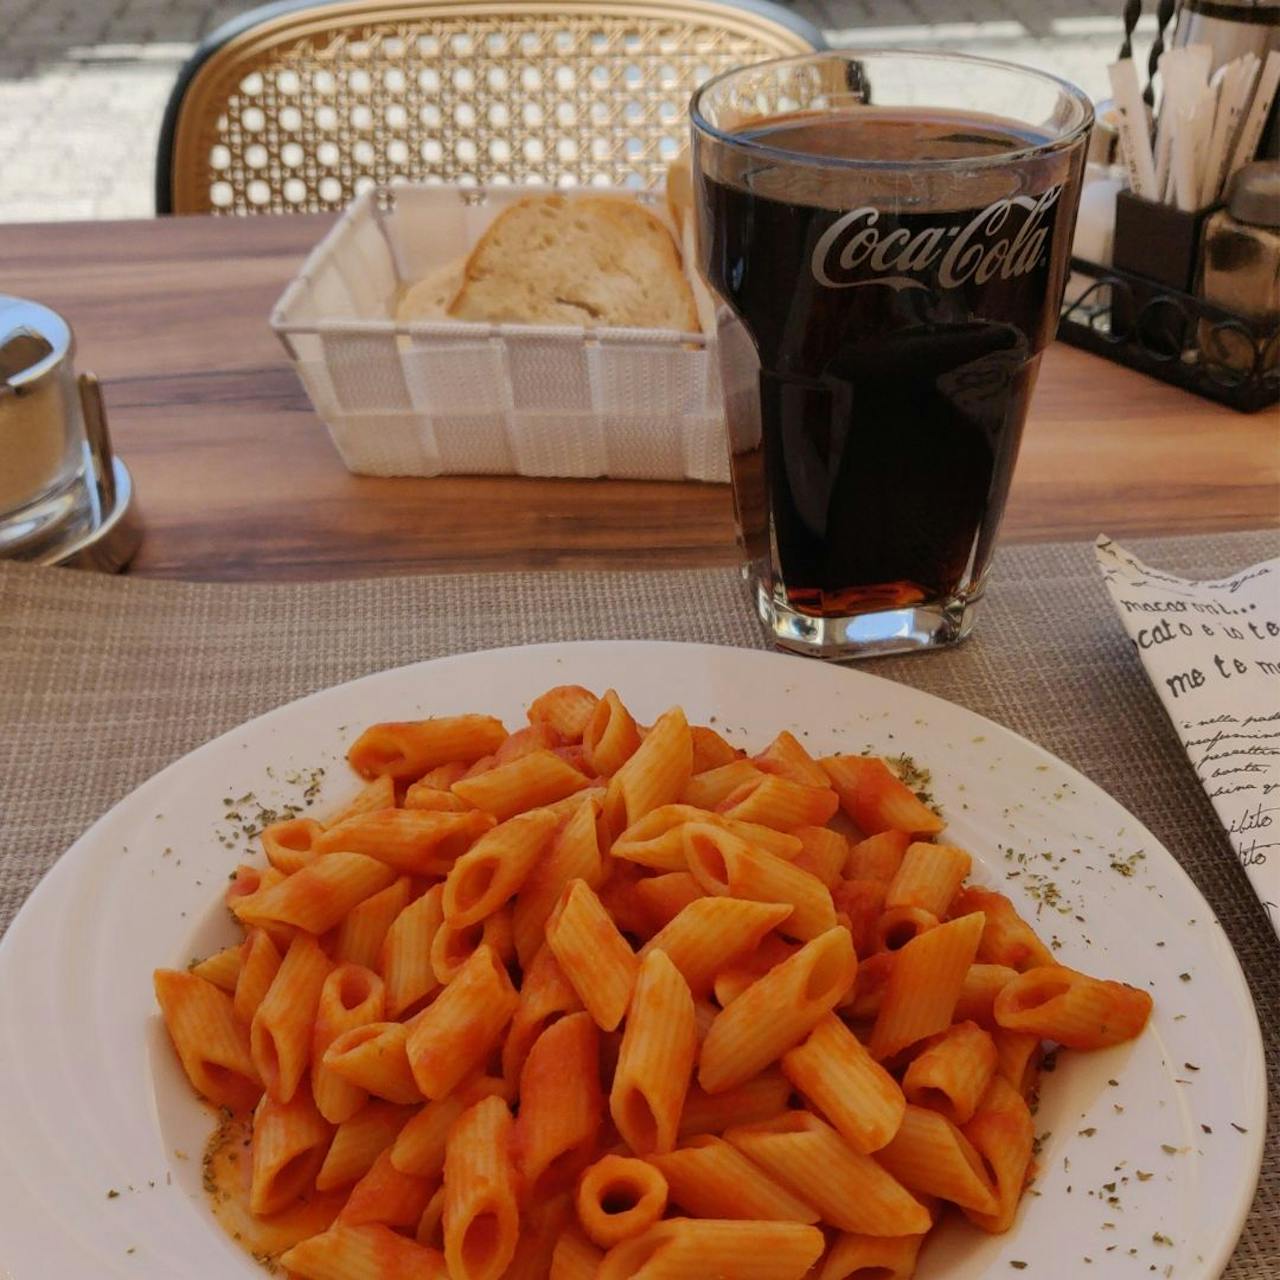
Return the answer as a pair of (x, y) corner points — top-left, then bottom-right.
(0, 0), (1162, 223)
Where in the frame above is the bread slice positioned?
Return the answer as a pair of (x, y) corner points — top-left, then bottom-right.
(448, 194), (699, 332)
(396, 258), (466, 323)
(665, 149), (694, 236)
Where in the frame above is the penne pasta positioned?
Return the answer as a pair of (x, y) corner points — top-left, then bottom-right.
(347, 715), (508, 782)
(610, 950), (697, 1155)
(886, 842), (972, 918)
(954, 963), (1019, 1029)
(315, 1100), (416, 1191)
(596, 1218), (824, 1280)
(952, 885), (1057, 971)
(781, 1013), (905, 1154)
(501, 943), (584, 1087)
(403, 783), (472, 812)
(379, 883), (445, 1019)
(333, 876), (411, 971)
(638, 896), (791, 998)
(311, 963), (386, 1124)
(336, 1147), (435, 1230)
(820, 755), (944, 837)
(261, 816), (324, 875)
(453, 749), (590, 821)
(677, 1069), (792, 1139)
(430, 903), (514, 985)
(514, 1011), (603, 1199)
(792, 825), (849, 887)
(993, 964), (1153, 1049)
(502, 1194), (574, 1280)
(699, 928), (857, 1093)
(603, 706), (694, 836)
(726, 1111), (930, 1236)
(321, 774), (396, 827)
(390, 1076), (508, 1178)
(844, 949), (896, 1019)
(235, 851), (397, 935)
(405, 944), (519, 1098)
(545, 879), (638, 1032)
(683, 823), (835, 941)
(444, 809), (559, 928)
(417, 1183), (447, 1249)
(189, 943), (244, 993)
(153, 969), (262, 1110)
(324, 1020), (423, 1105)
(233, 927), (282, 1025)
(444, 1095), (521, 1280)
(902, 1020), (998, 1125)
(872, 905), (940, 954)
(250, 1082), (333, 1216)
(282, 1221), (449, 1279)
(961, 1076), (1035, 1233)
(528, 684), (599, 742)
(751, 730), (829, 788)
(550, 1224), (604, 1280)
(875, 1103), (998, 1214)
(845, 829), (911, 883)
(717, 774), (839, 832)
(868, 912), (985, 1061)
(680, 760), (763, 811)
(632, 871), (704, 933)
(831, 877), (888, 958)
(575, 1154), (668, 1248)
(314, 809), (495, 877)
(582, 689), (642, 777)
(992, 1027), (1044, 1098)
(612, 803), (715, 872)
(820, 1232), (924, 1280)
(650, 1134), (819, 1222)
(690, 724), (742, 773)
(251, 933), (332, 1103)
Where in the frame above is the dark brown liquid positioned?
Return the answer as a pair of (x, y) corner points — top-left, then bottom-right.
(700, 109), (1078, 616)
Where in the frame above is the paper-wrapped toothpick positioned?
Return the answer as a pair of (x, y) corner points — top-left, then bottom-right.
(1097, 536), (1280, 937)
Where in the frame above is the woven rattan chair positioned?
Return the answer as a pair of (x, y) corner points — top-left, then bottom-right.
(156, 0), (824, 214)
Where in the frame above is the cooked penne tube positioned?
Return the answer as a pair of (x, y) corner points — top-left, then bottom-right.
(709, 930), (798, 1008)
(311, 963), (386, 1124)
(251, 933), (332, 1103)
(189, 943), (244, 993)
(724, 818), (804, 861)
(791, 825), (848, 887)
(902, 1020), (997, 1125)
(502, 1194), (574, 1280)
(389, 1076), (507, 1177)
(444, 1095), (521, 1280)
(699, 928), (856, 1093)
(444, 809), (559, 927)
(690, 724), (741, 773)
(820, 756), (944, 837)
(872, 906), (939, 954)
(502, 943), (584, 1086)
(453, 749), (590, 821)
(952, 886), (1056, 971)
(545, 879), (638, 1032)
(596, 859), (655, 939)
(650, 1135), (818, 1222)
(512, 796), (608, 965)
(610, 950), (697, 1154)
(844, 949), (896, 1019)
(576, 1154), (668, 1248)
(550, 1225), (604, 1280)
(886, 842), (972, 918)
(604, 706), (694, 836)
(322, 773), (396, 827)
(431, 903), (514, 985)
(875, 1103), (997, 1214)
(597, 1217), (824, 1280)
(334, 876), (411, 970)
(250, 1082), (332, 1216)
(336, 1147), (435, 1229)
(993, 964), (1152, 1048)
(282, 1221), (449, 1279)
(717, 774), (839, 832)
(492, 722), (560, 766)
(612, 804), (715, 872)
(961, 1076), (1035, 1233)
(820, 1232), (923, 1280)
(315, 1099), (416, 1191)
(831, 878), (887, 958)
(725, 1111), (930, 1236)
(347, 715), (508, 782)
(315, 809), (495, 877)
(324, 1020), (423, 1105)
(632, 872), (704, 932)
(582, 689), (642, 777)
(417, 1183), (447, 1249)
(153, 968), (262, 1110)
(751, 731), (829, 788)
(234, 927), (282, 1025)
(680, 760), (763, 810)
(379, 883), (445, 1019)
(677, 1068), (792, 1138)
(868, 912), (985, 1061)
(991, 1027), (1043, 1097)
(406, 944), (519, 1098)
(403, 783), (472, 812)
(638, 896), (791, 998)
(528, 684), (599, 742)
(236, 852), (398, 935)
(226, 862), (285, 908)
(954, 963), (1019, 1029)
(515, 1012), (603, 1198)
(845, 829), (911, 883)
(683, 823), (835, 941)
(261, 816), (324, 875)
(781, 1013), (904, 1154)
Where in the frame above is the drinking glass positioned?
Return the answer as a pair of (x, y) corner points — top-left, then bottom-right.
(691, 51), (1092, 658)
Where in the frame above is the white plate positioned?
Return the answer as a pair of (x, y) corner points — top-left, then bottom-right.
(0, 642), (1264, 1278)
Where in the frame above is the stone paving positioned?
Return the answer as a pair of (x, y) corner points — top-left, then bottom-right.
(0, 0), (1161, 223)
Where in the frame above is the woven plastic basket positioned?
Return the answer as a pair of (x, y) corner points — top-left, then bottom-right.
(270, 183), (728, 481)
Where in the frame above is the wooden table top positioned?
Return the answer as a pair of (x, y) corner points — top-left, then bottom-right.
(2, 214), (1275, 582)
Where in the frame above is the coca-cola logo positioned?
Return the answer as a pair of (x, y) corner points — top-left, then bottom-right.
(810, 186), (1062, 291)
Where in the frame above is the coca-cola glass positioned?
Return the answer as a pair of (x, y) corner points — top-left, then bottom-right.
(691, 51), (1092, 658)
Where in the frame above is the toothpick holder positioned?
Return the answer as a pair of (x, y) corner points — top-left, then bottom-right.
(1112, 191), (1218, 292)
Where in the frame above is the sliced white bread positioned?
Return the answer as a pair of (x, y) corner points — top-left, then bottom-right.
(447, 194), (699, 332)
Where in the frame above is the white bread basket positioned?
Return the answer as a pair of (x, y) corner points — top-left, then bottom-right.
(270, 184), (728, 482)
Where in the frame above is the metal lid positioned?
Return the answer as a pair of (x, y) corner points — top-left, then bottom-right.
(0, 296), (72, 395)
(1227, 161), (1280, 228)
(37, 457), (142, 572)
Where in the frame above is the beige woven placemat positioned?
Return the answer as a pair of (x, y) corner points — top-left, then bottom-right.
(1, 530), (1276, 1275)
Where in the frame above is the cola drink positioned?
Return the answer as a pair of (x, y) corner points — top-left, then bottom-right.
(692, 58), (1091, 657)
